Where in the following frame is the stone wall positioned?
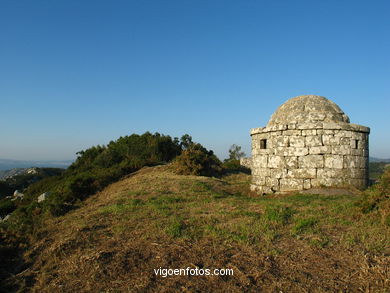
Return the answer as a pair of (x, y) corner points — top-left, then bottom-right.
(250, 122), (369, 194)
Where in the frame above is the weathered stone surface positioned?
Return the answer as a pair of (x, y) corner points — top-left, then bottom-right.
(271, 168), (288, 179)
(299, 155), (324, 168)
(302, 129), (317, 136)
(280, 178), (303, 191)
(317, 168), (347, 178)
(282, 130), (302, 136)
(247, 95), (369, 194)
(285, 156), (298, 169)
(322, 135), (339, 145)
(311, 178), (345, 188)
(253, 155), (268, 168)
(303, 179), (311, 189)
(268, 156), (285, 168)
(240, 157), (253, 169)
(289, 136), (305, 147)
(309, 146), (332, 155)
(343, 156), (366, 168)
(287, 168), (316, 179)
(275, 147), (309, 156)
(274, 136), (290, 147)
(305, 135), (323, 147)
(332, 145), (351, 155)
(324, 155), (343, 169)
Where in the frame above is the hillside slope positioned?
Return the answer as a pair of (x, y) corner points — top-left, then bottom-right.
(5, 165), (390, 292)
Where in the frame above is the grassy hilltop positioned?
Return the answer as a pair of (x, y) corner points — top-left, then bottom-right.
(0, 133), (389, 292)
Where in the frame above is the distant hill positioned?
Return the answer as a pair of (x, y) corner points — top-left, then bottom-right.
(369, 157), (390, 163)
(0, 159), (73, 171)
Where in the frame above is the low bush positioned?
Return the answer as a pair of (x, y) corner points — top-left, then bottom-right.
(359, 167), (390, 224)
(173, 143), (222, 177)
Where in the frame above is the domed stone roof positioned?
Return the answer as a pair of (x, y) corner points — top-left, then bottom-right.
(267, 95), (350, 126)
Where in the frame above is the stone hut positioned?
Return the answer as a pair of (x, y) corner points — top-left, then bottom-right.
(246, 95), (370, 194)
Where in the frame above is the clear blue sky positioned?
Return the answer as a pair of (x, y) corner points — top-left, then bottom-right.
(0, 0), (389, 161)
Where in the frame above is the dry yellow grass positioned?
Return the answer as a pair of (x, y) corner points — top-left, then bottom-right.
(3, 165), (390, 292)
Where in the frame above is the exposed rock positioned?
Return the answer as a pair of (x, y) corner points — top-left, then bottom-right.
(38, 192), (51, 203)
(1, 214), (11, 222)
(11, 190), (24, 201)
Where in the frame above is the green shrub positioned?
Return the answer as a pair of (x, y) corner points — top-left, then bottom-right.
(173, 143), (222, 177)
(359, 167), (390, 214)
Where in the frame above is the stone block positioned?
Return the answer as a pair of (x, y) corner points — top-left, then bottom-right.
(296, 122), (324, 129)
(332, 145), (351, 155)
(240, 157), (252, 169)
(285, 156), (298, 168)
(289, 136), (305, 147)
(266, 124), (288, 131)
(322, 122), (344, 130)
(275, 147), (309, 156)
(322, 135), (339, 145)
(309, 146), (332, 155)
(298, 155), (324, 168)
(311, 178), (345, 188)
(343, 156), (366, 169)
(308, 112), (326, 121)
(271, 168), (288, 179)
(282, 130), (302, 136)
(303, 179), (311, 189)
(252, 175), (266, 185)
(340, 137), (350, 145)
(287, 168), (316, 179)
(302, 129), (317, 136)
(334, 130), (352, 138)
(317, 168), (347, 178)
(268, 155), (285, 168)
(351, 149), (363, 156)
(274, 136), (290, 147)
(350, 168), (366, 179)
(287, 124), (297, 129)
(317, 129), (335, 135)
(280, 178), (304, 191)
(305, 135), (323, 147)
(324, 155), (343, 169)
(253, 168), (270, 177)
(253, 155), (268, 168)
(266, 177), (279, 187)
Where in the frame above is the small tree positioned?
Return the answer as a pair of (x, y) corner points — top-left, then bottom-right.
(180, 134), (194, 150)
(228, 144), (246, 160)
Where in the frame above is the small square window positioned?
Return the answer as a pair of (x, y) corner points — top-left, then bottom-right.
(260, 139), (267, 149)
(353, 139), (359, 149)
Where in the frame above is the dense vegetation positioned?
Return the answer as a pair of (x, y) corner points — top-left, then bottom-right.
(16, 132), (183, 218)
